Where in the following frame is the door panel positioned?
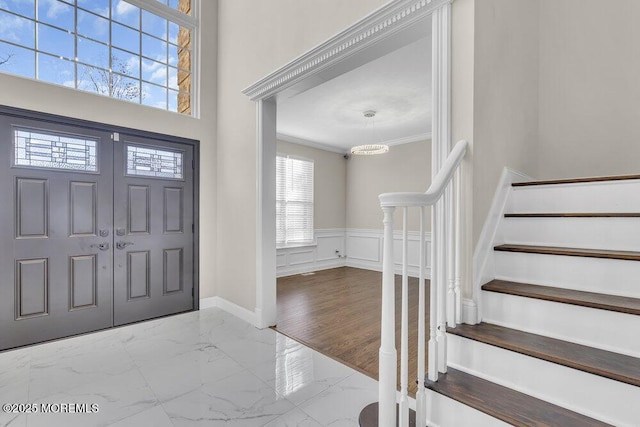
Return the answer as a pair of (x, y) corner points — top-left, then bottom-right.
(0, 115), (114, 350)
(113, 136), (194, 326)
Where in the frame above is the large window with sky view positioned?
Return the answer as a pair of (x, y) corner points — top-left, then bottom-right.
(0, 0), (195, 115)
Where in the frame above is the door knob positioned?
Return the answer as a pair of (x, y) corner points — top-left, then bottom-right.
(90, 243), (110, 251)
(116, 241), (134, 250)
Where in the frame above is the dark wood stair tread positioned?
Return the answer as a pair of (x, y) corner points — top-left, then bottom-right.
(512, 174), (640, 187)
(448, 322), (640, 387)
(494, 244), (640, 261)
(426, 367), (612, 427)
(483, 279), (640, 316)
(505, 213), (640, 218)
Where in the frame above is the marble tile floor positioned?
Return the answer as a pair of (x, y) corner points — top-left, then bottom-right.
(0, 308), (379, 427)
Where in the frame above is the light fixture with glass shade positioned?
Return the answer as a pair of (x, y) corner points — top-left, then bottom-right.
(350, 110), (389, 155)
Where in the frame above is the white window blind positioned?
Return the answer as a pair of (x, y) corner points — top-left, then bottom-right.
(276, 155), (314, 245)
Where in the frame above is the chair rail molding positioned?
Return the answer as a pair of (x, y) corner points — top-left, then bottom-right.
(242, 0), (452, 102)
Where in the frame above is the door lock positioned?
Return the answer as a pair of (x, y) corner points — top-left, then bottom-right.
(116, 241), (134, 250)
(90, 243), (110, 251)
(116, 228), (126, 236)
(99, 229), (109, 237)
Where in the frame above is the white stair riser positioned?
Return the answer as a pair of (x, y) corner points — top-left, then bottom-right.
(494, 251), (640, 298)
(501, 217), (640, 252)
(481, 291), (640, 357)
(426, 389), (510, 427)
(448, 334), (640, 427)
(509, 181), (640, 213)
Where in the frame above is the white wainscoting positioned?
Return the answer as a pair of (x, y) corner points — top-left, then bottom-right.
(276, 229), (346, 277)
(345, 229), (432, 279)
(277, 228), (432, 278)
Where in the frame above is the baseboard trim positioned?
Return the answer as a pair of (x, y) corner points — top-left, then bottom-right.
(277, 258), (346, 278)
(199, 296), (257, 327)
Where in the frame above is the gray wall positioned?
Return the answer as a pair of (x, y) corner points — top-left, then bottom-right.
(277, 139), (432, 232)
(472, 0), (540, 244)
(346, 140), (432, 231)
(538, 0), (640, 179)
(276, 141), (347, 230)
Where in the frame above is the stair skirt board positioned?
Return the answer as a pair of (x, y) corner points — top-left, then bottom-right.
(447, 334), (640, 427)
(500, 217), (640, 252)
(481, 292), (640, 358)
(494, 251), (640, 298)
(508, 180), (640, 213)
(425, 389), (512, 427)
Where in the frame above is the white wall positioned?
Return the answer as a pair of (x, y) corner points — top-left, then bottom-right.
(0, 1), (219, 299)
(346, 140), (432, 231)
(537, 0), (640, 179)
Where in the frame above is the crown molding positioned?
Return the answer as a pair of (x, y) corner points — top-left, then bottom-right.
(277, 131), (432, 154)
(242, 0), (451, 102)
(385, 132), (432, 146)
(277, 133), (346, 154)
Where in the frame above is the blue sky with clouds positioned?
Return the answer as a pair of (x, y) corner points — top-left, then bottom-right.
(0, 0), (190, 112)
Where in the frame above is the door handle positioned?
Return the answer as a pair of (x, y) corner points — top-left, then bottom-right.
(90, 243), (110, 251)
(116, 241), (134, 250)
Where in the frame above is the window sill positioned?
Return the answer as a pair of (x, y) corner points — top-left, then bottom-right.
(276, 241), (317, 250)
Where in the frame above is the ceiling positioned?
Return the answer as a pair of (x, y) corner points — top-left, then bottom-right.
(277, 35), (432, 153)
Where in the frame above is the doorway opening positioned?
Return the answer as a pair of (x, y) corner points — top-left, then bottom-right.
(245, 0), (452, 330)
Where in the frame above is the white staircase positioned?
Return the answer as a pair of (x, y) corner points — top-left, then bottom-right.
(448, 175), (640, 426)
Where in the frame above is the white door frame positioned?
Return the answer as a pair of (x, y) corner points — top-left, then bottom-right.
(243, 0), (453, 329)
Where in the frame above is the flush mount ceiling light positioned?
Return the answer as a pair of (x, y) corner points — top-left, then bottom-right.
(350, 111), (389, 156)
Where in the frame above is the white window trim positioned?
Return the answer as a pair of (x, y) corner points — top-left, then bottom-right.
(276, 153), (314, 247)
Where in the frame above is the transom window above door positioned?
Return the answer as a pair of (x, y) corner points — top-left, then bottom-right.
(0, 0), (197, 115)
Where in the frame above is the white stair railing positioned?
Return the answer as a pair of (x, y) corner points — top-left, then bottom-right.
(377, 139), (468, 427)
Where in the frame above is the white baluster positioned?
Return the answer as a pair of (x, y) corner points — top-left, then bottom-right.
(378, 206), (397, 426)
(437, 197), (447, 374)
(416, 206), (427, 426)
(428, 205), (438, 382)
(446, 182), (456, 328)
(455, 167), (462, 325)
(399, 208), (409, 427)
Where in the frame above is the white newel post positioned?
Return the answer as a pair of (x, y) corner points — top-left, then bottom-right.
(379, 206), (397, 426)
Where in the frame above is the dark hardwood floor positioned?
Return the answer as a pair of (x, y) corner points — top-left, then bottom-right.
(274, 266), (429, 396)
